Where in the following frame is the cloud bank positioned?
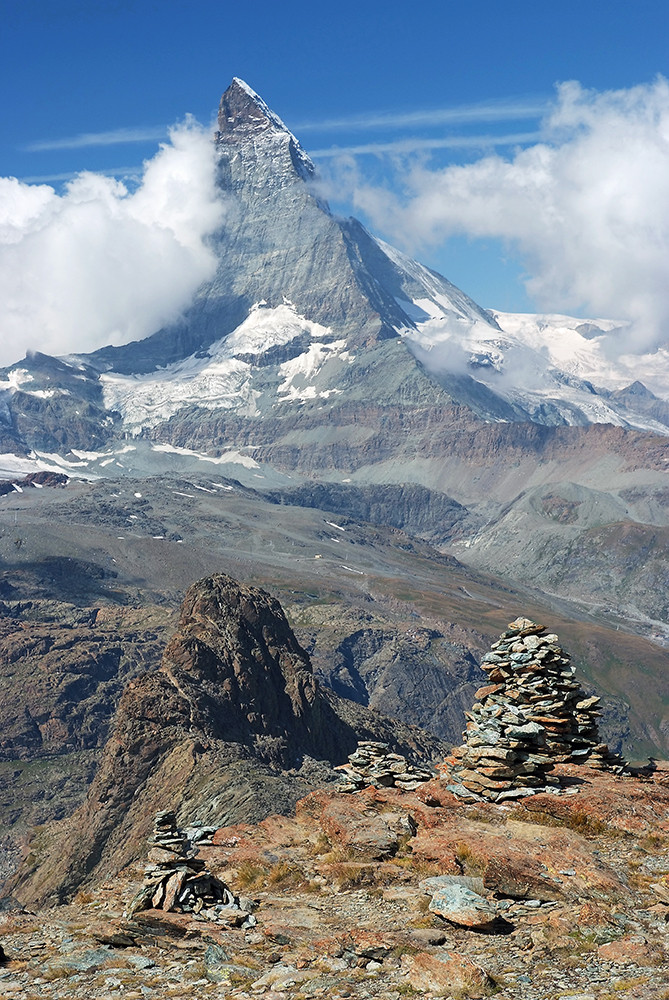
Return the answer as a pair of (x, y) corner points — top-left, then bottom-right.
(343, 78), (669, 351)
(0, 119), (225, 367)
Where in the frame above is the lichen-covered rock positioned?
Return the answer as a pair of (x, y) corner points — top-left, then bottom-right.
(428, 882), (499, 931)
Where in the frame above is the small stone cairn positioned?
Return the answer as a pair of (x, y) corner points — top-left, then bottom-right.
(441, 617), (626, 803)
(336, 740), (433, 792)
(130, 810), (255, 927)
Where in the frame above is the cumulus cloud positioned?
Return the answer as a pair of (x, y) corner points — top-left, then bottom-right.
(342, 78), (669, 352)
(0, 119), (226, 367)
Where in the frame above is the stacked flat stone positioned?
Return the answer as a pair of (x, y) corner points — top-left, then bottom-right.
(336, 740), (433, 792)
(442, 617), (625, 803)
(184, 822), (217, 847)
(131, 810), (254, 927)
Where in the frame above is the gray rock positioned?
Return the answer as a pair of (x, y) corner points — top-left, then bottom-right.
(428, 883), (499, 931)
(420, 874), (485, 895)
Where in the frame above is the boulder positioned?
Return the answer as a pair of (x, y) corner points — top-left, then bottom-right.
(428, 883), (499, 931)
(401, 950), (492, 995)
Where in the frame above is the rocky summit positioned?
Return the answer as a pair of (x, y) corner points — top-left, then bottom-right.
(442, 617), (626, 803)
(2, 577), (669, 999)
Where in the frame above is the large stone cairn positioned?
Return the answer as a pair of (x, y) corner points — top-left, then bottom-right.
(130, 810), (255, 927)
(336, 740), (433, 792)
(441, 617), (626, 803)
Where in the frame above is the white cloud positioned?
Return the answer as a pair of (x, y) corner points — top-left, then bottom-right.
(341, 77), (669, 352)
(0, 118), (226, 367)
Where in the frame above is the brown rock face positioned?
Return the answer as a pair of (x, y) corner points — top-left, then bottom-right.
(158, 574), (323, 748)
(483, 854), (563, 902)
(401, 950), (492, 995)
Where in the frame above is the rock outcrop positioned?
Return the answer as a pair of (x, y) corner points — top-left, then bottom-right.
(441, 616), (626, 802)
(6, 574), (445, 907)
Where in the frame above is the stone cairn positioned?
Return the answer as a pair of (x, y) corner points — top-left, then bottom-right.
(130, 810), (255, 927)
(336, 740), (433, 792)
(441, 617), (626, 804)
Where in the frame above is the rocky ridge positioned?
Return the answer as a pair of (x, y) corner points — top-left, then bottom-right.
(5, 473), (665, 916)
(442, 617), (626, 803)
(2, 578), (669, 998)
(2, 764), (669, 999)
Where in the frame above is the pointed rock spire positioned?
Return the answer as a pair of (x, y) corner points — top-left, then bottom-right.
(217, 77), (291, 138)
(215, 77), (316, 187)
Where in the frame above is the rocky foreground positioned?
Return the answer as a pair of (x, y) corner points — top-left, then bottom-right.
(3, 585), (669, 998)
(3, 762), (669, 1000)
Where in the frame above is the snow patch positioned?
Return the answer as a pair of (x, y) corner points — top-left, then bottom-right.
(71, 449), (106, 462)
(101, 302), (334, 429)
(151, 442), (259, 468)
(277, 339), (348, 401)
(0, 368), (67, 399)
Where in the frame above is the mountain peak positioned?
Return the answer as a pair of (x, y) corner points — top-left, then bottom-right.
(217, 77), (293, 138)
(215, 77), (315, 182)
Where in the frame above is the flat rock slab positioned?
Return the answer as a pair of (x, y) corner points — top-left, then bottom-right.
(420, 873), (485, 894)
(47, 947), (117, 973)
(318, 797), (399, 859)
(483, 855), (563, 901)
(429, 883), (499, 931)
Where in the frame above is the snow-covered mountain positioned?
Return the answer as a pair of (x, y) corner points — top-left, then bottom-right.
(3, 80), (669, 923)
(2, 76), (669, 474)
(1, 78), (668, 643)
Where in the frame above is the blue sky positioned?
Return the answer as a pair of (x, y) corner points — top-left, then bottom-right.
(1, 0), (669, 364)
